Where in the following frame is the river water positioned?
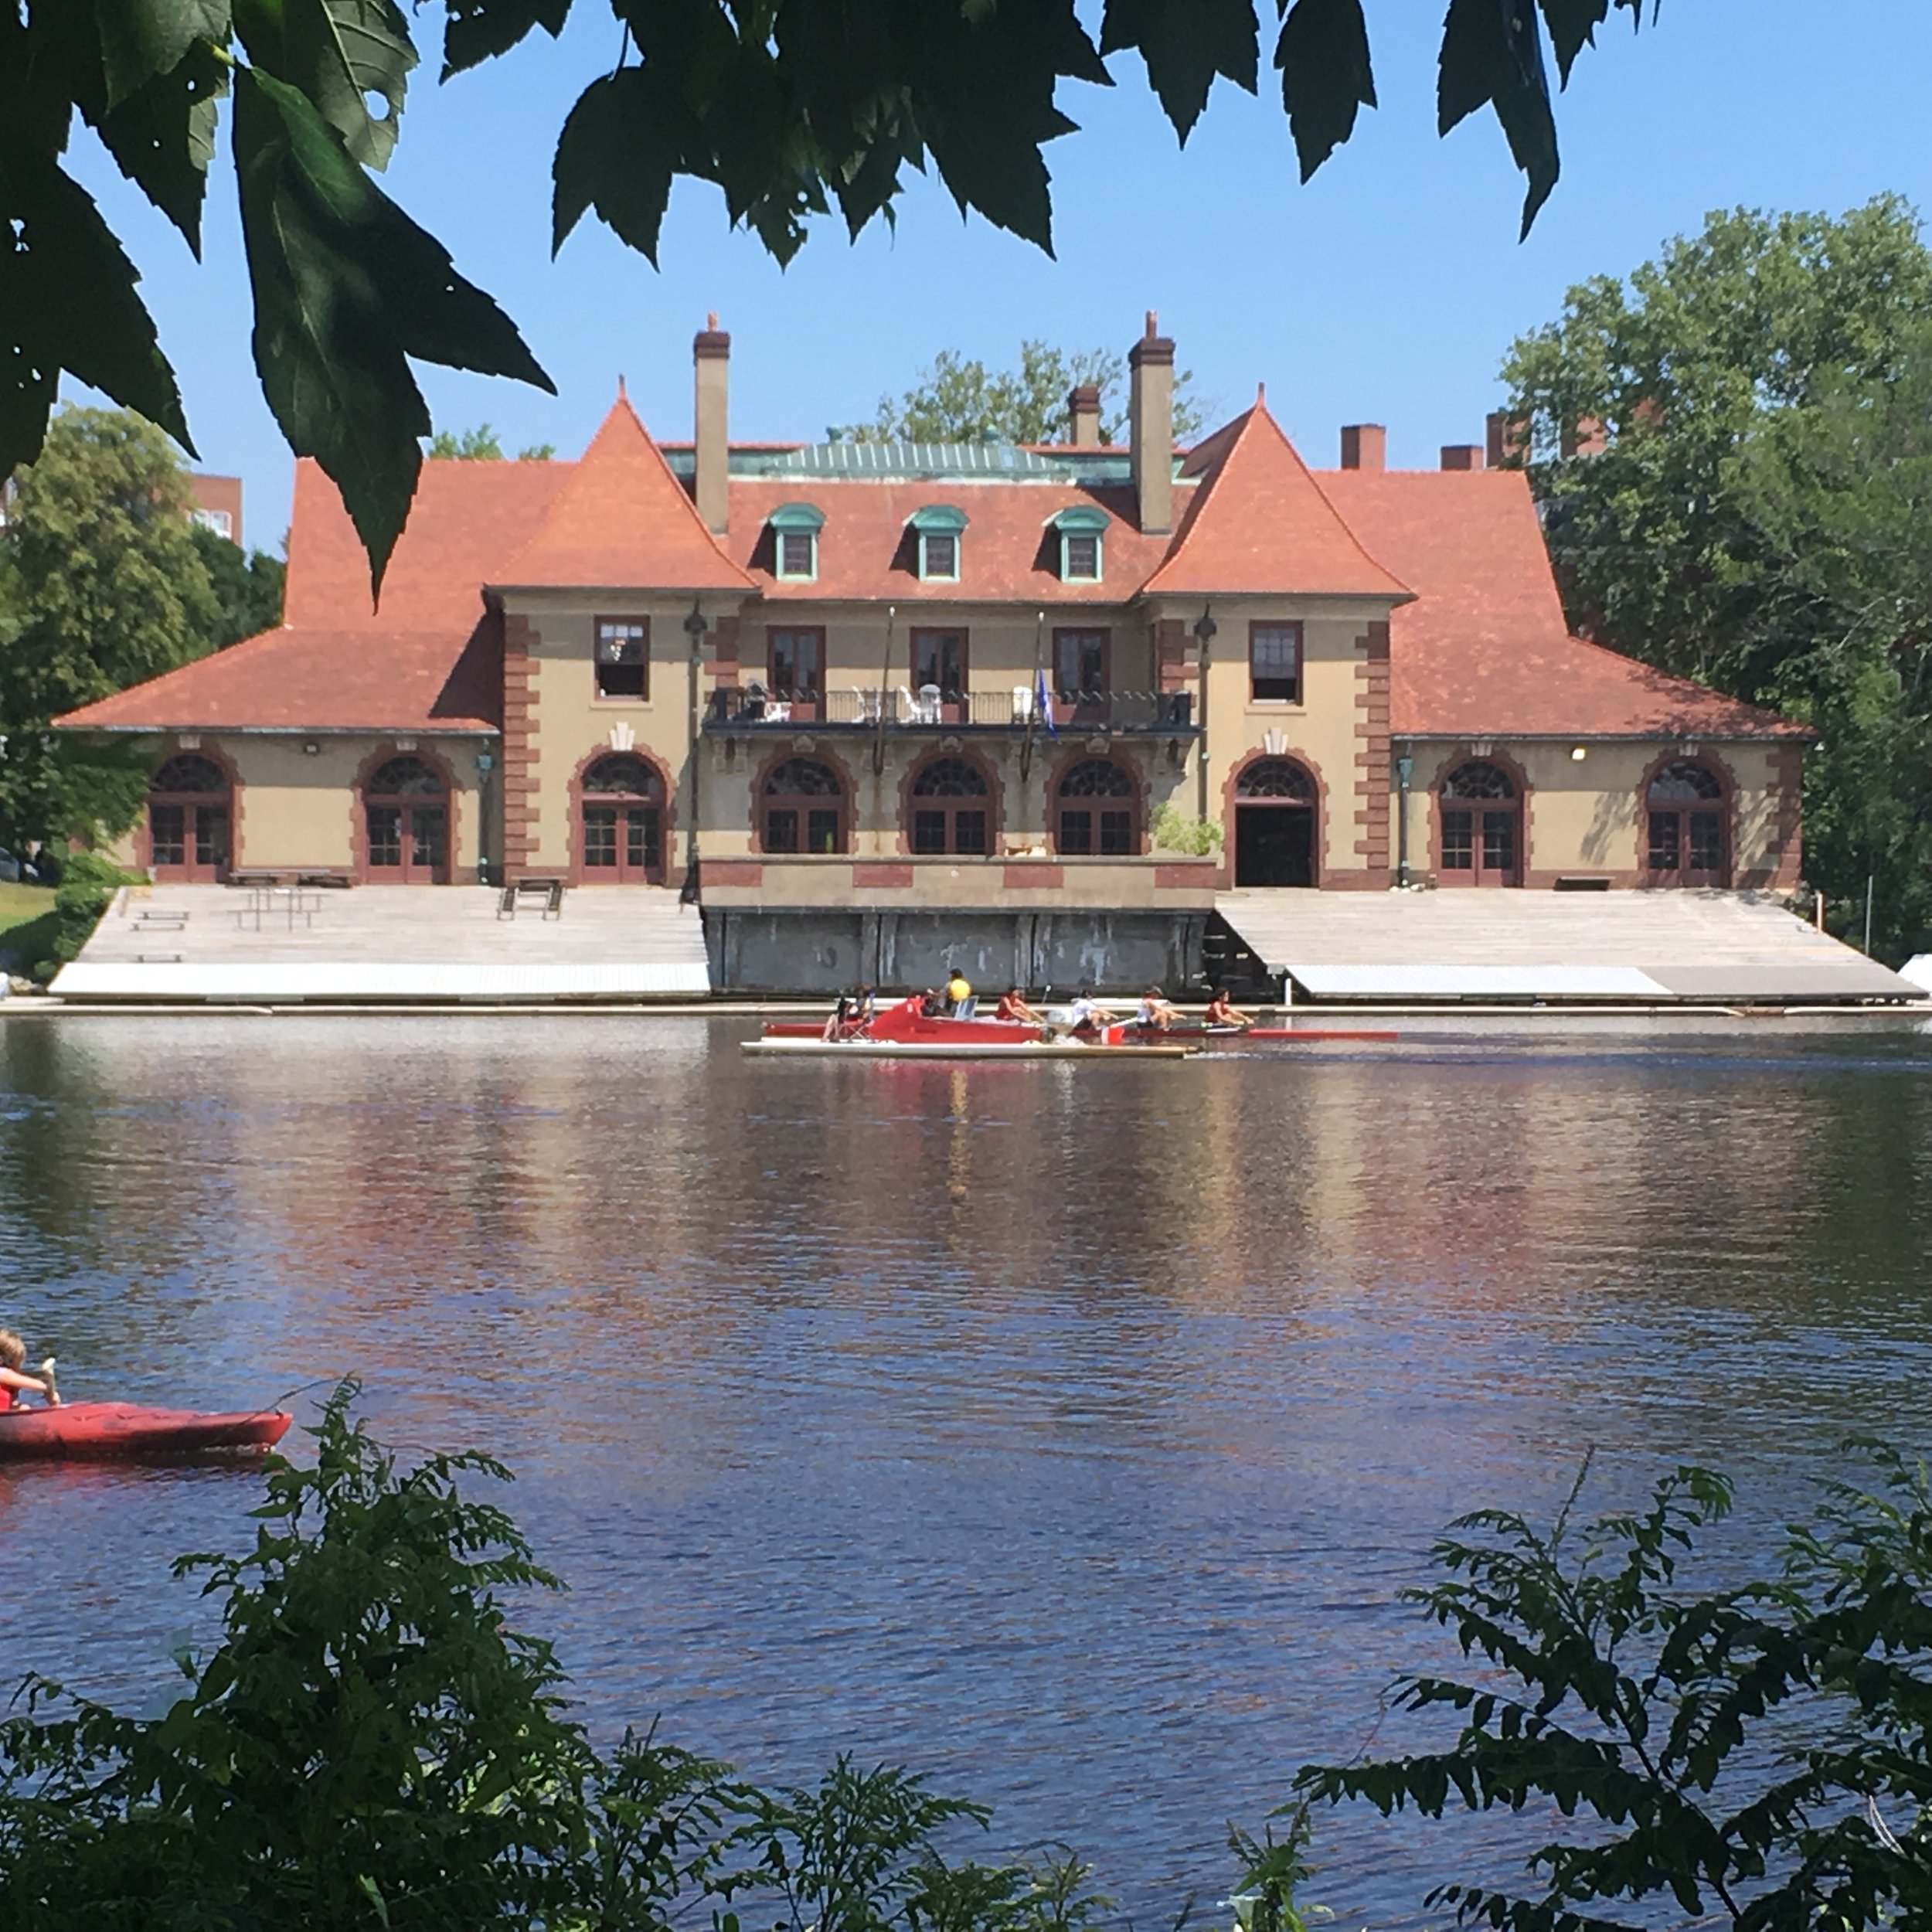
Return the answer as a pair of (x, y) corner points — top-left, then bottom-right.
(3, 1013), (1930, 1926)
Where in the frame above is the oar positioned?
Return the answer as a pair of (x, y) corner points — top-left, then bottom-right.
(39, 1356), (57, 1403)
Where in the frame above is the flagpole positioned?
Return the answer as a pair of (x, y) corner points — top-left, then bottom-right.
(1021, 607), (1043, 782)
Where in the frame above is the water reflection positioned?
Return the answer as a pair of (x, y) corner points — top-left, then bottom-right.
(3, 1015), (1931, 1927)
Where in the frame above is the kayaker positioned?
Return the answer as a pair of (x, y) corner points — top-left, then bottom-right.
(1203, 987), (1253, 1030)
(996, 985), (1043, 1024)
(0, 1328), (60, 1410)
(944, 965), (975, 1017)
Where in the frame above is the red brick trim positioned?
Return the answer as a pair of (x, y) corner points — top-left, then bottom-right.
(1046, 744), (1147, 855)
(704, 859), (764, 886)
(750, 742), (859, 855)
(565, 743), (677, 886)
(349, 740), (460, 884)
(1003, 863), (1066, 888)
(502, 611), (538, 878)
(1154, 618), (1188, 694)
(1352, 619), (1392, 879)
(1770, 742), (1801, 893)
(1155, 862), (1217, 889)
(852, 862), (913, 887)
(1423, 743), (1533, 887)
(137, 738), (242, 881)
(895, 745), (1004, 855)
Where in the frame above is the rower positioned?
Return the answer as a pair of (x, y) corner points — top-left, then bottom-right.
(944, 964), (975, 1018)
(1203, 986), (1253, 1031)
(996, 985), (1043, 1024)
(1134, 983), (1179, 1031)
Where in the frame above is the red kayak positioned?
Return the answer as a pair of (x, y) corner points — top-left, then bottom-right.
(0, 1401), (292, 1461)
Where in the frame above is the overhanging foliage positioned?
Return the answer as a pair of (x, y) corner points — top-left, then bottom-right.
(4, 1), (1648, 591)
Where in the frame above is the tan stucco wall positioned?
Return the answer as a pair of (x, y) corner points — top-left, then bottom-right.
(101, 733), (491, 881)
(1392, 738), (1799, 886)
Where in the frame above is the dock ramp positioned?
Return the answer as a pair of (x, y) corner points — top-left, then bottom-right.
(52, 884), (713, 1003)
(1214, 889), (1920, 1005)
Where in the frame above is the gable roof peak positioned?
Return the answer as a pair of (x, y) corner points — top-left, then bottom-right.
(1142, 398), (1410, 600)
(495, 390), (754, 594)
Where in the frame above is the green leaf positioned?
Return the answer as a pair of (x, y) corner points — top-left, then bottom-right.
(0, 143), (194, 475)
(1100, 0), (1257, 142)
(235, 0), (417, 170)
(1437, 0), (1559, 237)
(233, 66), (552, 594)
(94, 0), (233, 110)
(1274, 0), (1375, 183)
(552, 66), (689, 264)
(441, 0), (572, 77)
(90, 41), (230, 253)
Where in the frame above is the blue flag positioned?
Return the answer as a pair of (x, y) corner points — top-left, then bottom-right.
(1036, 665), (1058, 738)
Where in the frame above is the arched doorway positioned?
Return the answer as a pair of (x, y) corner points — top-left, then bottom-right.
(760, 757), (845, 854)
(580, 753), (665, 882)
(1645, 759), (1728, 886)
(362, 755), (449, 883)
(146, 753), (231, 882)
(1055, 757), (1138, 855)
(1438, 760), (1522, 886)
(908, 757), (992, 855)
(1233, 757), (1317, 886)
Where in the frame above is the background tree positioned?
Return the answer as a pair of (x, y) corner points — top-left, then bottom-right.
(190, 522), (287, 647)
(0, 1), (1650, 587)
(831, 342), (1208, 445)
(1500, 196), (1932, 957)
(0, 408), (219, 850)
(426, 425), (556, 459)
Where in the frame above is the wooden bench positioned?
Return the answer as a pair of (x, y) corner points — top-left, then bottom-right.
(497, 877), (566, 920)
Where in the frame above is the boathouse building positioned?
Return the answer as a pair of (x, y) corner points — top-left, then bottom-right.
(56, 318), (1817, 995)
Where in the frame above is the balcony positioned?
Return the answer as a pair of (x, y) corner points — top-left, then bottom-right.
(703, 685), (1196, 734)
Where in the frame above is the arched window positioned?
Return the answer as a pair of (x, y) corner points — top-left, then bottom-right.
(147, 752), (231, 882)
(362, 754), (448, 883)
(909, 757), (990, 855)
(1438, 760), (1521, 887)
(1645, 759), (1726, 886)
(1233, 757), (1317, 886)
(580, 753), (665, 883)
(761, 758), (845, 855)
(1056, 759), (1138, 855)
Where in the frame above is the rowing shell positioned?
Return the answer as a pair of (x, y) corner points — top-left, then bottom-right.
(742, 1038), (1195, 1060)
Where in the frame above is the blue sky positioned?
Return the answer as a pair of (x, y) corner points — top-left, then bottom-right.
(63, 1), (1932, 549)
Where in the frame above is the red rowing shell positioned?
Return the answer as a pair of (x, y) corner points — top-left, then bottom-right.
(0, 1401), (293, 1461)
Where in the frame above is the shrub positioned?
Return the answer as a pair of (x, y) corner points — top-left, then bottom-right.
(29, 850), (134, 981)
(1151, 803), (1224, 857)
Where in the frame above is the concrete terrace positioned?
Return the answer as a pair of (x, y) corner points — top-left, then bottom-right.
(1216, 889), (1920, 1004)
(51, 884), (709, 1002)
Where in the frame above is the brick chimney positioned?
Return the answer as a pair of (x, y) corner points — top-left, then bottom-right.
(1440, 444), (1484, 471)
(1486, 410), (1529, 468)
(693, 313), (730, 536)
(1128, 311), (1175, 535)
(1067, 384), (1102, 447)
(1338, 424), (1386, 471)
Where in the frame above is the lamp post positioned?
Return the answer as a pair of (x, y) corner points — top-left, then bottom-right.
(1192, 604), (1216, 821)
(475, 747), (495, 886)
(1394, 750), (1413, 888)
(682, 600), (707, 904)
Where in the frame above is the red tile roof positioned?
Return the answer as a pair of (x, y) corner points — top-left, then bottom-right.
(494, 397), (754, 594)
(56, 390), (1803, 746)
(1321, 468), (1806, 740)
(56, 624), (502, 733)
(726, 478), (1195, 603)
(1144, 402), (1411, 600)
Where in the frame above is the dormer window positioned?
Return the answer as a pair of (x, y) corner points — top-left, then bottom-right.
(1052, 505), (1108, 583)
(910, 505), (968, 582)
(770, 502), (824, 582)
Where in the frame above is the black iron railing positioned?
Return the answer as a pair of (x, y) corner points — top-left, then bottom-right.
(703, 686), (1194, 732)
